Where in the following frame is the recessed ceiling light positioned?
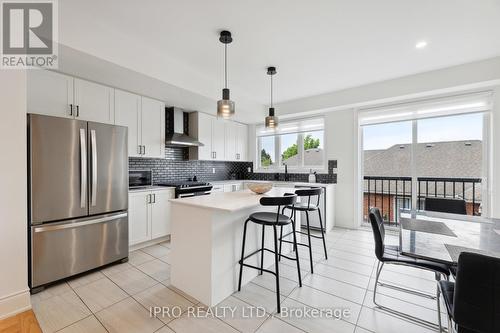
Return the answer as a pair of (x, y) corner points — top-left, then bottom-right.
(415, 40), (428, 49)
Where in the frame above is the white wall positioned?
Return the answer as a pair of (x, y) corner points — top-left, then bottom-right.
(273, 56), (500, 228)
(324, 110), (359, 228)
(0, 71), (30, 318)
(276, 56), (500, 117)
(489, 87), (500, 218)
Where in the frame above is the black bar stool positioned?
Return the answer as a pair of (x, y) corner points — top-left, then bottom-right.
(238, 194), (301, 313)
(279, 187), (328, 273)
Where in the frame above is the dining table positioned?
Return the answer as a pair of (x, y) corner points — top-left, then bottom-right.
(399, 209), (500, 266)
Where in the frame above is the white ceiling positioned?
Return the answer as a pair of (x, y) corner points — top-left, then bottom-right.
(59, 0), (500, 120)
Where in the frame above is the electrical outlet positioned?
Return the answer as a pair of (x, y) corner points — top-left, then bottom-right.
(247, 167), (251, 173)
(212, 168), (216, 174)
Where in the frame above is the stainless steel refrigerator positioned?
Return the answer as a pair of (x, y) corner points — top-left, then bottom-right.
(28, 114), (129, 291)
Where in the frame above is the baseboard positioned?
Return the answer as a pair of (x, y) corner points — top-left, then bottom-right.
(0, 289), (31, 320)
(129, 235), (170, 252)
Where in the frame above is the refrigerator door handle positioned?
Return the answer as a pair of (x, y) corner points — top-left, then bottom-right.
(91, 129), (97, 206)
(33, 212), (128, 232)
(79, 128), (87, 208)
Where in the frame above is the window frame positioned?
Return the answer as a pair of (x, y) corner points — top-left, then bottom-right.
(256, 119), (326, 173)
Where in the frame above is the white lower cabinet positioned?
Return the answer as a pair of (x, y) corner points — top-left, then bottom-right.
(129, 191), (151, 245)
(151, 189), (174, 239)
(128, 188), (174, 246)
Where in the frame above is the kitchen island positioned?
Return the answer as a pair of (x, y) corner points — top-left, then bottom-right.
(169, 187), (300, 306)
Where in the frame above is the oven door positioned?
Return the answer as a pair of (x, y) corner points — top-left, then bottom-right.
(177, 191), (211, 198)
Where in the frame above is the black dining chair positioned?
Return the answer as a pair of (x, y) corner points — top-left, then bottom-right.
(369, 207), (451, 330)
(438, 252), (500, 333)
(237, 194), (301, 313)
(279, 187), (327, 274)
(425, 197), (467, 215)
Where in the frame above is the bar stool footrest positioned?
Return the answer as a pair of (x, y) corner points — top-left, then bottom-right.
(239, 263), (277, 277)
(281, 230), (325, 240)
(279, 238), (316, 249)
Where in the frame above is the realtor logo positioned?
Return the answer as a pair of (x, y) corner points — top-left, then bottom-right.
(1, 0), (58, 68)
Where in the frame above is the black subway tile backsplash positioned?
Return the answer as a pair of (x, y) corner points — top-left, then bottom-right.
(129, 146), (337, 184)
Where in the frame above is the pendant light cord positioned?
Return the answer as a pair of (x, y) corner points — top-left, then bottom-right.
(270, 74), (273, 108)
(224, 44), (228, 89)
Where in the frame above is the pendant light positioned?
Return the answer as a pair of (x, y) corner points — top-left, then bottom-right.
(265, 66), (278, 128)
(217, 30), (235, 119)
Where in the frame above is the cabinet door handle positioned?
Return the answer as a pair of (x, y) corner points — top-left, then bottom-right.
(147, 194), (151, 204)
(69, 104), (74, 116)
(138, 145), (142, 155)
(76, 105), (80, 117)
(142, 145), (146, 155)
(152, 194), (156, 203)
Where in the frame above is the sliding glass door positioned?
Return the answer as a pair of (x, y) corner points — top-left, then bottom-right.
(360, 92), (491, 225)
(416, 113), (484, 215)
(363, 121), (412, 224)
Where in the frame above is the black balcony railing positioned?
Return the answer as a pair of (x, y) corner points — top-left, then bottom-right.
(364, 176), (482, 225)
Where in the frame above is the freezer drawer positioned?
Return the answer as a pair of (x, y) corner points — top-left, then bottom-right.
(30, 212), (128, 288)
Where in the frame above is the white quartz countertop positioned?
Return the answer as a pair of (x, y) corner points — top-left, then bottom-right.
(169, 187), (297, 212)
(210, 179), (335, 187)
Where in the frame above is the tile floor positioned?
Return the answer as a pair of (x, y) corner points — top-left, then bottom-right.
(31, 228), (445, 333)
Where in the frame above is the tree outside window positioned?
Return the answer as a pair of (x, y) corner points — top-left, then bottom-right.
(257, 120), (325, 171)
(280, 133), (299, 166)
(260, 149), (273, 166)
(303, 131), (324, 166)
(260, 136), (275, 168)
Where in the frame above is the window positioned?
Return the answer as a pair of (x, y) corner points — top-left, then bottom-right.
(256, 118), (325, 171)
(303, 130), (324, 167)
(259, 135), (275, 167)
(360, 92), (491, 224)
(280, 133), (299, 167)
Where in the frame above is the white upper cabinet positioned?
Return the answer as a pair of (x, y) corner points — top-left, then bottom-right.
(224, 122), (248, 161)
(212, 117), (226, 161)
(115, 89), (142, 157)
(141, 97), (165, 158)
(236, 122), (248, 161)
(224, 122), (237, 161)
(115, 91), (165, 159)
(27, 70), (167, 159)
(74, 79), (114, 124)
(195, 112), (213, 160)
(27, 70), (114, 124)
(27, 70), (74, 118)
(189, 112), (247, 161)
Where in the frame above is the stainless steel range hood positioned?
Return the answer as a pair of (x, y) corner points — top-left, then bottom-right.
(165, 107), (204, 147)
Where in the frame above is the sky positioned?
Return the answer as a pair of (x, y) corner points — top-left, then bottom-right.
(363, 113), (483, 150)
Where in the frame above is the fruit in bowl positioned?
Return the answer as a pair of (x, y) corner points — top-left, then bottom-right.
(246, 182), (273, 194)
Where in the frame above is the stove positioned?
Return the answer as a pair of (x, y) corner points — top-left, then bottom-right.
(158, 181), (213, 198)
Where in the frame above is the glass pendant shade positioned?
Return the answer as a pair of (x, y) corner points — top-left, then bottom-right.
(265, 107), (278, 128)
(217, 31), (234, 119)
(217, 88), (235, 119)
(265, 67), (278, 128)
